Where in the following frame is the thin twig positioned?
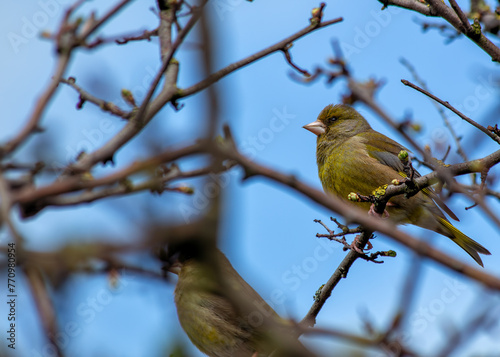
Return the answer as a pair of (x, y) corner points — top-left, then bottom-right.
(401, 79), (500, 145)
(14, 141), (205, 207)
(436, 295), (497, 357)
(2, 53), (71, 157)
(65, 2), (204, 174)
(380, 0), (433, 15)
(60, 78), (130, 118)
(282, 46), (311, 76)
(180, 17), (343, 98)
(302, 230), (373, 327)
(0, 172), (24, 243)
(448, 0), (474, 33)
(24, 266), (64, 357)
(400, 58), (469, 163)
(381, 0), (500, 62)
(133, 1), (207, 126)
(28, 163), (234, 211)
(79, 0), (132, 40)
(61, 11), (342, 176)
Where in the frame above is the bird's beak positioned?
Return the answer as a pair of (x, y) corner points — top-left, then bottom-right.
(303, 120), (326, 136)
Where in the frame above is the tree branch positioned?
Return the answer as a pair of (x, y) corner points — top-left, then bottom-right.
(401, 79), (500, 145)
(1, 53), (71, 157)
(13, 141), (205, 209)
(380, 0), (434, 15)
(61, 77), (130, 118)
(302, 230), (373, 327)
(179, 17), (343, 98)
(381, 0), (500, 62)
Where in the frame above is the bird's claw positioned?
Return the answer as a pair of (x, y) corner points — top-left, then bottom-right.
(351, 235), (366, 254)
(368, 203), (390, 219)
(350, 235), (374, 254)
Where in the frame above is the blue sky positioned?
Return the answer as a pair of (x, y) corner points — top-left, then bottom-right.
(1, 0), (500, 356)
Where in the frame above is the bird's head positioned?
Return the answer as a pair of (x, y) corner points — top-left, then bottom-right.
(303, 104), (371, 138)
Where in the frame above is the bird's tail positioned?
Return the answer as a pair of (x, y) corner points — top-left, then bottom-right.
(438, 217), (491, 267)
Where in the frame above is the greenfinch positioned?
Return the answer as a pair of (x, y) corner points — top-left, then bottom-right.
(303, 104), (490, 266)
(169, 247), (314, 357)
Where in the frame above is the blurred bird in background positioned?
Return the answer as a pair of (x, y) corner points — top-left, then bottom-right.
(168, 245), (316, 357)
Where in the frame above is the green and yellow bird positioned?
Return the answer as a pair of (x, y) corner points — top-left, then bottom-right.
(169, 248), (314, 357)
(303, 104), (490, 266)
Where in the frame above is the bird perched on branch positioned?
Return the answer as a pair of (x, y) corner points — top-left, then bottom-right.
(169, 247), (314, 357)
(303, 104), (490, 266)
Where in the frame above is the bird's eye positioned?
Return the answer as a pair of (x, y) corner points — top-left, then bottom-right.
(328, 116), (337, 123)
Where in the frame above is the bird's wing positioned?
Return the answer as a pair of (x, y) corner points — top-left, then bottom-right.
(361, 131), (459, 221)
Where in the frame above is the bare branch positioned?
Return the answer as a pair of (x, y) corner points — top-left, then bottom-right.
(24, 266), (63, 357)
(400, 58), (469, 163)
(380, 0), (500, 62)
(401, 79), (500, 145)
(1, 53), (71, 157)
(180, 17), (343, 98)
(449, 0), (474, 33)
(14, 141), (205, 210)
(302, 230), (373, 327)
(79, 0), (133, 41)
(65, 2), (206, 174)
(380, 0), (433, 15)
(61, 77), (130, 118)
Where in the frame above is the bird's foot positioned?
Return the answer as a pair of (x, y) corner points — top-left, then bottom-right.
(368, 203), (390, 219)
(350, 234), (373, 254)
